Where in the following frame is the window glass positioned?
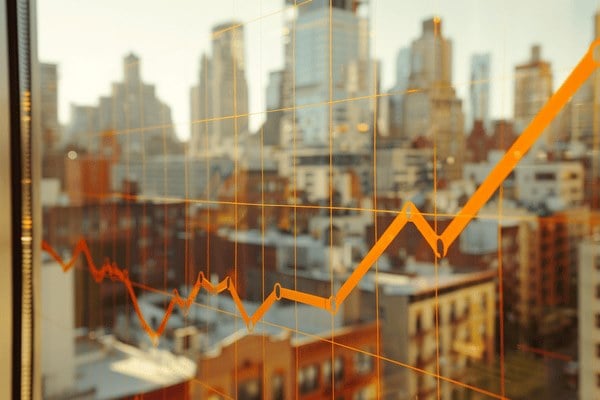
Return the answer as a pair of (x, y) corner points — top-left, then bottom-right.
(32, 1), (600, 399)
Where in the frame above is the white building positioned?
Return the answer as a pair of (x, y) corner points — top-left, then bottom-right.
(375, 146), (433, 195)
(464, 151), (584, 210)
(514, 161), (583, 209)
(278, 147), (371, 205)
(41, 259), (76, 399)
(578, 237), (600, 400)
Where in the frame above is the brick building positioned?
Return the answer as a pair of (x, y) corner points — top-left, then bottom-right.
(194, 323), (379, 399)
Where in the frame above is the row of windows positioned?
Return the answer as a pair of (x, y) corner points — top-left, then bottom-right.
(207, 373), (285, 400)
(414, 295), (489, 333)
(298, 356), (344, 394)
(298, 351), (374, 395)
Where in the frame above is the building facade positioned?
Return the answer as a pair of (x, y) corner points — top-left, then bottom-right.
(469, 53), (491, 132)
(514, 45), (553, 149)
(67, 54), (180, 157)
(194, 323), (379, 400)
(40, 62), (60, 149)
(402, 18), (465, 182)
(579, 237), (600, 400)
(190, 21), (250, 154)
(360, 268), (496, 400)
(287, 1), (372, 148)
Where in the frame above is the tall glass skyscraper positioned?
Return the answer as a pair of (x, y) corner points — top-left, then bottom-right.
(290, 0), (371, 147)
(469, 53), (491, 132)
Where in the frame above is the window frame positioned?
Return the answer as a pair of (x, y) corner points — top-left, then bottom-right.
(0, 0), (40, 398)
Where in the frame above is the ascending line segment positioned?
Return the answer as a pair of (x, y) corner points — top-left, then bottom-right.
(41, 40), (600, 344)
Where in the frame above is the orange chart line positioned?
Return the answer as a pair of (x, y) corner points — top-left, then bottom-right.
(516, 344), (573, 362)
(41, 41), (600, 344)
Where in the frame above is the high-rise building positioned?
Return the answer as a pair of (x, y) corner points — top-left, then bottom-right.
(402, 17), (465, 181)
(190, 21), (249, 154)
(408, 17), (452, 89)
(387, 47), (411, 141)
(40, 63), (60, 149)
(469, 53), (491, 132)
(67, 53), (180, 157)
(286, 1), (372, 148)
(104, 53), (180, 157)
(567, 11), (600, 205)
(67, 104), (99, 149)
(261, 70), (284, 146)
(514, 45), (553, 147)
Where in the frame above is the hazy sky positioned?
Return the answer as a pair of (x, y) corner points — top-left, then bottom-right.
(38, 0), (600, 140)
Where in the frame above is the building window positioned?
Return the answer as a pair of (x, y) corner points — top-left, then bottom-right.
(272, 373), (284, 400)
(354, 350), (374, 375)
(298, 364), (319, 394)
(416, 313), (423, 333)
(353, 385), (376, 400)
(238, 379), (262, 400)
(322, 356), (345, 386)
(597, 343), (600, 359)
(334, 356), (345, 382)
(596, 313), (600, 329)
(322, 360), (331, 386)
(449, 303), (457, 323)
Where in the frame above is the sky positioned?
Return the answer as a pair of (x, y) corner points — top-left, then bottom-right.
(38, 0), (600, 141)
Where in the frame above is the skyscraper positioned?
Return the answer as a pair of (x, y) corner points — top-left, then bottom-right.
(67, 53), (180, 157)
(190, 21), (249, 154)
(408, 17), (452, 88)
(261, 70), (284, 146)
(387, 47), (411, 141)
(40, 63), (60, 149)
(469, 53), (491, 132)
(288, 0), (372, 148)
(514, 45), (553, 146)
(569, 11), (600, 149)
(402, 17), (465, 181)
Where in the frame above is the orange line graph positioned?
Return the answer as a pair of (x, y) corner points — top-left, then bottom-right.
(41, 40), (600, 345)
(517, 344), (573, 362)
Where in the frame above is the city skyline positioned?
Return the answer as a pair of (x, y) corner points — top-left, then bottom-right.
(38, 0), (600, 140)
(33, 3), (600, 399)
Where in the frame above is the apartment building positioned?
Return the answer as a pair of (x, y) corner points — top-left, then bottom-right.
(194, 323), (379, 399)
(578, 237), (600, 399)
(359, 266), (496, 400)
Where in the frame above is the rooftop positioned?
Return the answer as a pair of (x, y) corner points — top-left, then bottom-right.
(75, 335), (195, 399)
(358, 263), (496, 296)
